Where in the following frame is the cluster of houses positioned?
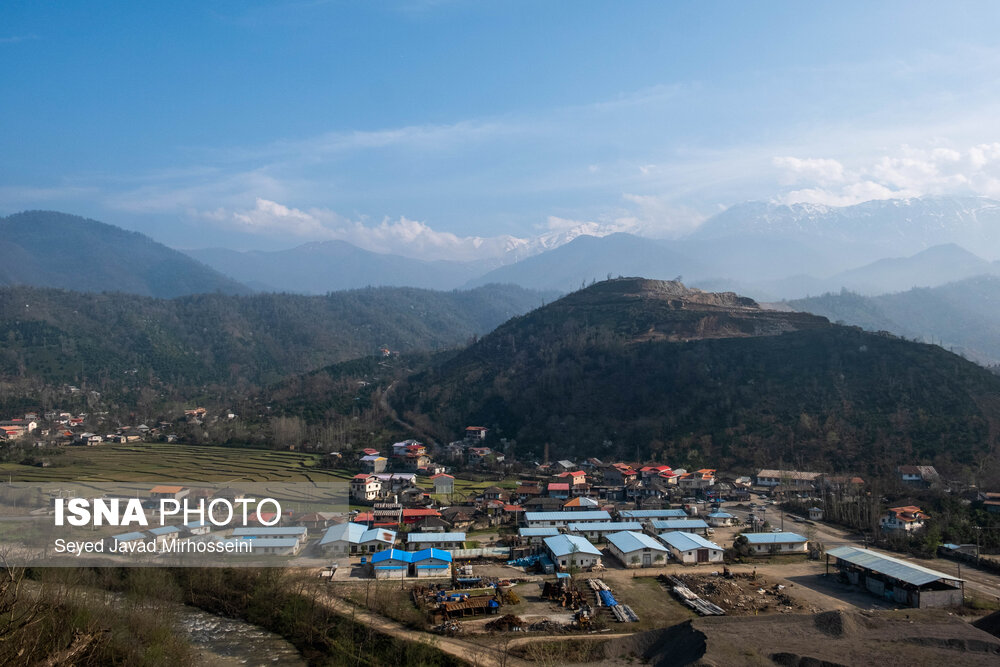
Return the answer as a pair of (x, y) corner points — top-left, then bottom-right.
(0, 410), (180, 446)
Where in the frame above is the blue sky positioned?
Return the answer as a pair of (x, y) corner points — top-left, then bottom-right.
(3, 1), (1000, 258)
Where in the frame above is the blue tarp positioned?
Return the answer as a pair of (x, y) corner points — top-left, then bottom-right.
(599, 590), (617, 607)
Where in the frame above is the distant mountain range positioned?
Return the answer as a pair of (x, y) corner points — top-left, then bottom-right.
(0, 211), (249, 297)
(185, 241), (482, 293)
(786, 274), (1000, 365)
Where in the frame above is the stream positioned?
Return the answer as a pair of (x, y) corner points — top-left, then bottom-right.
(175, 604), (307, 666)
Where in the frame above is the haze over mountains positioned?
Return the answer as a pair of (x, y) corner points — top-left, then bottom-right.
(0, 211), (248, 298)
(4, 199), (1000, 373)
(182, 195), (1000, 299)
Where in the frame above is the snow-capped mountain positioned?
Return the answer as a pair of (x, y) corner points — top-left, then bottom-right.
(691, 196), (1000, 259)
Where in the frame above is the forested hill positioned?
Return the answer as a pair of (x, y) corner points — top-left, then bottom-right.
(392, 278), (1000, 477)
(0, 283), (554, 393)
(0, 211), (249, 297)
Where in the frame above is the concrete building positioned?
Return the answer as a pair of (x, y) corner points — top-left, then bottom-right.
(566, 521), (643, 541)
(880, 506), (927, 533)
(231, 526), (308, 547)
(371, 548), (412, 579)
(706, 512), (734, 527)
(524, 510), (611, 528)
(740, 532), (808, 555)
(543, 534), (603, 570)
(619, 509), (688, 520)
(431, 474), (455, 495)
(651, 518), (710, 536)
(405, 532), (466, 551)
(606, 530), (669, 568)
(351, 474), (382, 502)
(658, 532), (724, 565)
(826, 546), (963, 608)
(411, 548), (453, 578)
(319, 522), (396, 555)
(360, 455), (388, 473)
(517, 527), (560, 545)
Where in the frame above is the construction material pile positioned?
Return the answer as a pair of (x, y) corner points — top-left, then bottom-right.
(672, 573), (803, 615)
(587, 578), (639, 623)
(485, 614), (527, 632)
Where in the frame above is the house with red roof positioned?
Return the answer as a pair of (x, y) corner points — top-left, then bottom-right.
(880, 505), (928, 533)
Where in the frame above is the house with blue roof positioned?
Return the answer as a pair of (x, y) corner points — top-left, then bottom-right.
(606, 531), (668, 568)
(319, 522), (396, 555)
(371, 548), (412, 579)
(518, 526), (560, 544)
(542, 534), (602, 570)
(565, 521), (643, 541)
(411, 548), (452, 577)
(658, 532), (724, 564)
(650, 518), (710, 536)
(739, 532), (808, 555)
(619, 509), (688, 520)
(706, 512), (734, 527)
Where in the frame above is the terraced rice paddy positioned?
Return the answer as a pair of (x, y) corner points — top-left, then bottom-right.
(0, 443), (356, 484)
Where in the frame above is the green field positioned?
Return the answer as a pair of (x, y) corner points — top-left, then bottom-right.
(0, 443), (357, 483)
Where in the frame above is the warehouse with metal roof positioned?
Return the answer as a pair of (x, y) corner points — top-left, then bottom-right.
(566, 521), (643, 540)
(524, 510), (611, 527)
(542, 534), (603, 570)
(658, 532), (724, 564)
(826, 546), (964, 608)
(619, 509), (688, 519)
(651, 518), (710, 535)
(740, 532), (808, 554)
(606, 530), (668, 568)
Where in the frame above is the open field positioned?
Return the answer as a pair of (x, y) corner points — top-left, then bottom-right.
(0, 443), (357, 483)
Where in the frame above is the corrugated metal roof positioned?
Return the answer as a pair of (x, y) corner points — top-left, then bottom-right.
(148, 526), (180, 536)
(240, 538), (299, 548)
(741, 532), (807, 544)
(658, 532), (722, 552)
(707, 512), (733, 518)
(543, 534), (602, 557)
(606, 530), (668, 553)
(371, 548), (413, 564)
(411, 548), (453, 563)
(518, 527), (560, 537)
(651, 519), (709, 530)
(231, 526), (307, 537)
(112, 531), (147, 541)
(826, 546), (963, 586)
(319, 522), (395, 546)
(407, 532), (466, 543)
(620, 509), (688, 518)
(567, 521), (642, 532)
(525, 510), (611, 522)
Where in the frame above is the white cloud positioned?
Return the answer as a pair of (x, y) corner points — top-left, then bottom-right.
(773, 142), (1000, 206)
(772, 157), (845, 186)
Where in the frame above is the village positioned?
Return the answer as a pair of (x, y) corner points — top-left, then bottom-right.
(4, 410), (1000, 652)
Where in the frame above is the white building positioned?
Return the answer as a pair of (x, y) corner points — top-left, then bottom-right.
(740, 532), (808, 555)
(351, 474), (382, 502)
(543, 534), (603, 570)
(658, 532), (724, 565)
(319, 522), (396, 555)
(524, 510), (611, 528)
(606, 531), (669, 568)
(405, 532), (466, 551)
